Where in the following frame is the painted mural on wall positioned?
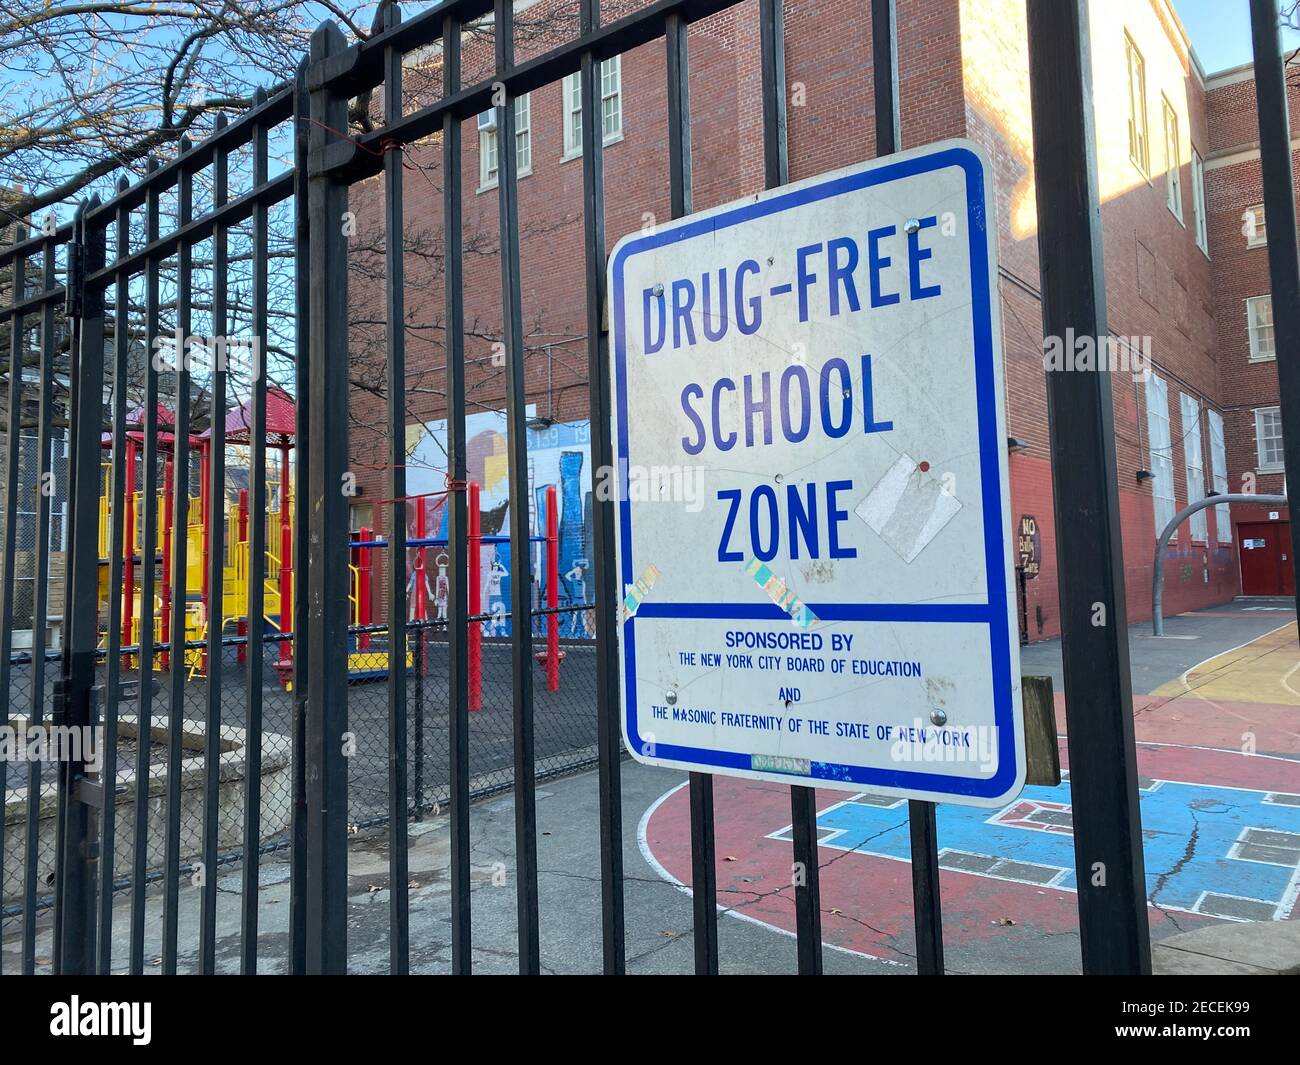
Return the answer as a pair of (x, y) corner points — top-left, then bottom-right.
(405, 407), (595, 639)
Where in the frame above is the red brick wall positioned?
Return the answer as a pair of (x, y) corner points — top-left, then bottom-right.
(344, 0), (1256, 635)
(1205, 62), (1298, 571)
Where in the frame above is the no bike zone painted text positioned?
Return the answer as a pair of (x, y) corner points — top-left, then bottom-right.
(609, 141), (1026, 806)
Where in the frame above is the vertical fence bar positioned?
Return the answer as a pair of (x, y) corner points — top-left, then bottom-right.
(871, 0), (944, 976)
(1026, 0), (1150, 974)
(760, 0), (822, 977)
(97, 179), (132, 974)
(442, 10), (472, 974)
(52, 212), (78, 971)
(130, 158), (162, 974)
(665, 9), (719, 977)
(199, 115), (230, 974)
(0, 224), (26, 979)
(304, 22), (352, 975)
(382, 1), (411, 976)
(289, 59), (311, 976)
(493, 0), (541, 975)
(161, 142), (195, 975)
(56, 202), (106, 974)
(242, 88), (271, 976)
(24, 230), (57, 974)
(1249, 0), (1300, 621)
(578, 0), (626, 976)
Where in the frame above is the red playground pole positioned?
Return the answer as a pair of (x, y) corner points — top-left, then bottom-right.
(358, 525), (373, 650)
(199, 440), (209, 673)
(413, 498), (427, 674)
(122, 437), (137, 665)
(468, 481), (482, 712)
(237, 488), (248, 664)
(277, 446), (292, 676)
(160, 455), (173, 671)
(545, 485), (560, 693)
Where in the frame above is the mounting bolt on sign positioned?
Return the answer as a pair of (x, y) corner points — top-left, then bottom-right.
(608, 141), (1025, 806)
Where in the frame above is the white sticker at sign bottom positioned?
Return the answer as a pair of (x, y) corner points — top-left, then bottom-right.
(608, 141), (1025, 806)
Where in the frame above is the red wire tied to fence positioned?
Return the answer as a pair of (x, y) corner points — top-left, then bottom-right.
(296, 116), (418, 170)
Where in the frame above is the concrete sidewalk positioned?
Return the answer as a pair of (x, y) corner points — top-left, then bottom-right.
(6, 599), (1297, 974)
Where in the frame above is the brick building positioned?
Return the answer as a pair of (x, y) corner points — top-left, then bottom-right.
(345, 0), (1283, 641)
(1204, 59), (1297, 597)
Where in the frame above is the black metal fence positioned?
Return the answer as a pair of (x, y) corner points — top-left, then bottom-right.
(3, 0), (1299, 976)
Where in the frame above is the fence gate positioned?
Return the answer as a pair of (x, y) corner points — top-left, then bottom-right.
(2, 0), (1298, 976)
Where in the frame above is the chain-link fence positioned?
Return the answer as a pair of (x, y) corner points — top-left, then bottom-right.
(3, 605), (600, 916)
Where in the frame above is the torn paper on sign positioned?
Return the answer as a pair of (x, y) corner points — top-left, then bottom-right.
(855, 455), (962, 563)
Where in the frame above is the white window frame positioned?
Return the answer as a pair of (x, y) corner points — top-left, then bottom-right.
(1191, 148), (1208, 254)
(1255, 406), (1285, 472)
(562, 57), (623, 159)
(1246, 295), (1276, 362)
(1207, 408), (1231, 544)
(1126, 34), (1150, 176)
(1244, 204), (1267, 247)
(1146, 372), (1176, 536)
(1180, 392), (1207, 541)
(1163, 98), (1182, 221)
(479, 94), (532, 191)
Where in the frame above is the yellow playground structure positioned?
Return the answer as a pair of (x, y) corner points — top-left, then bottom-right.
(96, 390), (406, 684)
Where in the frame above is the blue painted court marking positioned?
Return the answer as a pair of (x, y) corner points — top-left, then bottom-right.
(809, 777), (1300, 920)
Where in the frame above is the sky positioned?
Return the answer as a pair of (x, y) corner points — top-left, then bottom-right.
(1175, 0), (1300, 74)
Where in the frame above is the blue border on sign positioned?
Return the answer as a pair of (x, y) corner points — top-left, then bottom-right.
(610, 147), (1016, 799)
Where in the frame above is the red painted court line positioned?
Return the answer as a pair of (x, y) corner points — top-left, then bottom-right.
(642, 741), (1300, 963)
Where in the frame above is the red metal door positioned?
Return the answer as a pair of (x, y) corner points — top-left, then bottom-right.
(1239, 522), (1290, 595)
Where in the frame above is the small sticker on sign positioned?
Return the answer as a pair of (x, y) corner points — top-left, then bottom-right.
(622, 563), (663, 619)
(855, 454), (962, 563)
(744, 557), (818, 627)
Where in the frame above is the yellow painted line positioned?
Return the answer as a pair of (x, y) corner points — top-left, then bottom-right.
(1151, 622), (1300, 706)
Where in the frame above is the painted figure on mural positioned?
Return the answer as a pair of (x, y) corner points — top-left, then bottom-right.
(434, 552), (449, 623)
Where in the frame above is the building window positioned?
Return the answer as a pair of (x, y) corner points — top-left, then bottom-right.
(1180, 392), (1207, 540)
(1162, 98), (1182, 221)
(1207, 408), (1231, 544)
(563, 57), (623, 157)
(1146, 372), (1176, 535)
(479, 94), (532, 190)
(1244, 204), (1267, 247)
(1126, 35), (1149, 175)
(1255, 407), (1285, 471)
(1191, 148), (1208, 254)
(601, 55), (623, 140)
(1246, 295), (1275, 361)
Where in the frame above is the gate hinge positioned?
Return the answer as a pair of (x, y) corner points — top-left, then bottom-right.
(50, 676), (68, 726)
(64, 240), (84, 319)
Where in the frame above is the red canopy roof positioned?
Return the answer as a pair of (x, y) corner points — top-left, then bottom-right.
(128, 402), (175, 427)
(205, 387), (297, 444)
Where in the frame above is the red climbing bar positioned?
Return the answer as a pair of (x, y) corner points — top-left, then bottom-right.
(277, 447), (292, 676)
(468, 480), (481, 712)
(199, 440), (209, 674)
(358, 525), (373, 650)
(160, 455), (173, 671)
(237, 487), (248, 664)
(122, 437), (137, 664)
(546, 485), (559, 694)
(414, 496), (429, 681)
